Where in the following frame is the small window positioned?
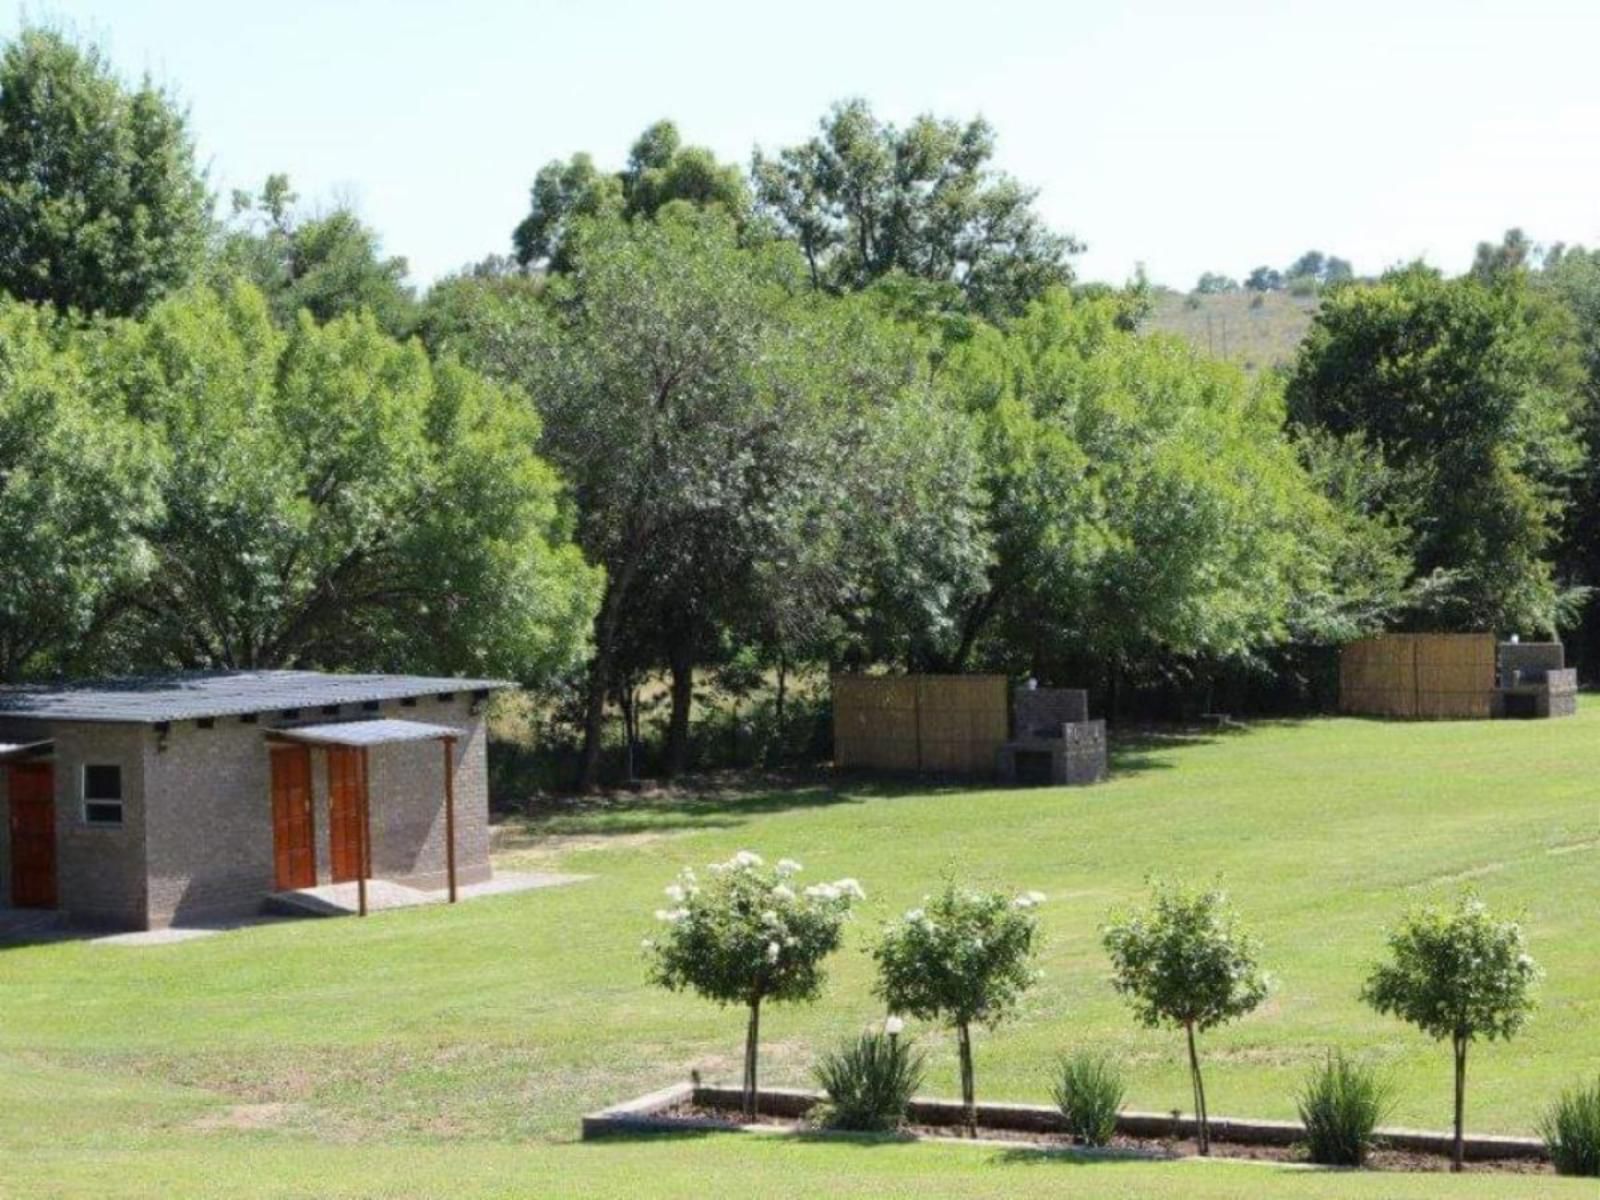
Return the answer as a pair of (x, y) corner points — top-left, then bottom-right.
(83, 764), (123, 827)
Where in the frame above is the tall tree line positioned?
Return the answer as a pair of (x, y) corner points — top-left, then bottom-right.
(2, 24), (1594, 788)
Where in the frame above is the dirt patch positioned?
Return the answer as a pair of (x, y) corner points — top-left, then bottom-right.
(659, 1101), (1553, 1174)
(193, 1102), (294, 1132)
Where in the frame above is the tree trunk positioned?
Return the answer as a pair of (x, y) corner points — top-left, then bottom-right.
(742, 996), (762, 1120)
(1186, 1020), (1210, 1155)
(666, 638), (694, 778)
(957, 1021), (976, 1137)
(775, 651), (787, 726)
(578, 570), (636, 793)
(1452, 1033), (1467, 1173)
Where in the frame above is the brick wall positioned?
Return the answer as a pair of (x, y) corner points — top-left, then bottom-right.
(141, 694), (492, 928)
(51, 722), (152, 928)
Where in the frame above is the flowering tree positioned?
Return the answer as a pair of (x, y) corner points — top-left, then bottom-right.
(1101, 881), (1269, 1155)
(1362, 893), (1541, 1172)
(645, 851), (862, 1118)
(873, 881), (1044, 1135)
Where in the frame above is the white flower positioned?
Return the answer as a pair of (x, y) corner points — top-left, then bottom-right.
(733, 850), (764, 869)
(655, 908), (687, 923)
(641, 938), (654, 950)
(805, 883), (841, 901)
(884, 1016), (905, 1036)
(834, 878), (865, 900)
(1026, 890), (1046, 905)
(761, 909), (781, 926)
(765, 941), (781, 963)
(905, 908), (925, 923)
(776, 858), (803, 876)
(664, 884), (685, 902)
(771, 884), (796, 902)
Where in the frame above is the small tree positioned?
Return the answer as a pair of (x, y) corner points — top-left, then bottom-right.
(1101, 881), (1269, 1155)
(645, 851), (862, 1119)
(1361, 893), (1540, 1172)
(873, 882), (1044, 1136)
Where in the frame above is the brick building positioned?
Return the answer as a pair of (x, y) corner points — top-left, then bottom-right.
(0, 671), (507, 930)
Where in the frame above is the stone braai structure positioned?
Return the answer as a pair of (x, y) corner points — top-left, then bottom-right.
(996, 686), (1108, 787)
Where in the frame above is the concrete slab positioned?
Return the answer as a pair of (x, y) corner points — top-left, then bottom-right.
(264, 870), (590, 918)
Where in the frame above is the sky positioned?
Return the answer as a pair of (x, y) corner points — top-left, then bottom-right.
(8, 0), (1600, 290)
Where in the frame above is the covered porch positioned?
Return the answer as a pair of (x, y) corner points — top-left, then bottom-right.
(265, 718), (467, 917)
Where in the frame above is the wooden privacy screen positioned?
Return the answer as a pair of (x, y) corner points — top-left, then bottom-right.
(1339, 633), (1496, 719)
(832, 674), (1009, 775)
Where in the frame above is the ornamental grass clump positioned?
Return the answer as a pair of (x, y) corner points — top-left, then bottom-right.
(873, 881), (1044, 1137)
(812, 1027), (926, 1133)
(1050, 1050), (1125, 1146)
(644, 852), (863, 1119)
(1296, 1050), (1395, 1167)
(1360, 892), (1540, 1173)
(1101, 880), (1269, 1157)
(1540, 1076), (1600, 1177)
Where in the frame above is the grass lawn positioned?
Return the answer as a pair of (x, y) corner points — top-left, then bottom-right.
(2, 705), (1597, 1197)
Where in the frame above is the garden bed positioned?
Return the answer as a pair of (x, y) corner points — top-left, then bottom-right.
(582, 1082), (1552, 1174)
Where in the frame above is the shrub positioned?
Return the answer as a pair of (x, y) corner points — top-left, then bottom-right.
(1361, 892), (1540, 1172)
(1540, 1076), (1600, 1177)
(645, 852), (863, 1119)
(813, 1029), (925, 1132)
(1296, 1051), (1395, 1166)
(874, 881), (1044, 1136)
(1102, 880), (1269, 1156)
(1050, 1051), (1124, 1146)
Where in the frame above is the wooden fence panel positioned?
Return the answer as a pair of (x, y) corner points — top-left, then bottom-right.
(1340, 633), (1496, 719)
(832, 674), (1008, 775)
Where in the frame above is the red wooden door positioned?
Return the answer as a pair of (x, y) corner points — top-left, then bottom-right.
(8, 762), (55, 908)
(270, 745), (315, 890)
(327, 746), (365, 884)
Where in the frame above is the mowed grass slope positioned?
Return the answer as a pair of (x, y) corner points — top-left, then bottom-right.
(1, 706), (1596, 1197)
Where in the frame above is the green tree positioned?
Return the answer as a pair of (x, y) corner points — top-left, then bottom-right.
(753, 99), (1079, 319)
(937, 290), (1356, 687)
(873, 881), (1044, 1136)
(1194, 272), (1239, 294)
(1287, 264), (1585, 634)
(0, 27), (208, 316)
(95, 281), (598, 680)
(1102, 881), (1270, 1156)
(0, 300), (158, 679)
(646, 852), (862, 1119)
(213, 174), (417, 338)
(511, 120), (748, 272)
(1244, 266), (1283, 292)
(1362, 894), (1541, 1172)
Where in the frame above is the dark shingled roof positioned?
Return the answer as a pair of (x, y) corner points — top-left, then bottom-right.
(0, 671), (511, 724)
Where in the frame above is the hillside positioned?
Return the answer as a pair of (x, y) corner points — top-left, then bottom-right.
(1146, 289), (1319, 373)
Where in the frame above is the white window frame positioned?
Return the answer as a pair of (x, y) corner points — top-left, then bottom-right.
(82, 763), (124, 827)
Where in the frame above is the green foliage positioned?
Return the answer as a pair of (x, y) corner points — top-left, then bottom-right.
(646, 851), (860, 1117)
(213, 174), (417, 337)
(0, 299), (158, 679)
(1361, 893), (1540, 1045)
(939, 289), (1362, 676)
(813, 1030), (926, 1132)
(94, 281), (599, 681)
(874, 881), (1043, 1133)
(511, 120), (747, 271)
(753, 99), (1077, 319)
(1539, 1076), (1600, 1177)
(1102, 881), (1269, 1034)
(1361, 892), (1540, 1171)
(1288, 264), (1585, 634)
(1102, 880), (1268, 1155)
(1050, 1050), (1124, 1146)
(1295, 1051), (1395, 1166)
(1194, 272), (1239, 295)
(0, 26), (209, 316)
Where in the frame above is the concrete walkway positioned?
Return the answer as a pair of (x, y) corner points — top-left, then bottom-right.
(86, 871), (590, 947)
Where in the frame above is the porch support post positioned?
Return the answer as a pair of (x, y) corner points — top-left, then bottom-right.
(358, 745), (371, 917)
(442, 736), (458, 903)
